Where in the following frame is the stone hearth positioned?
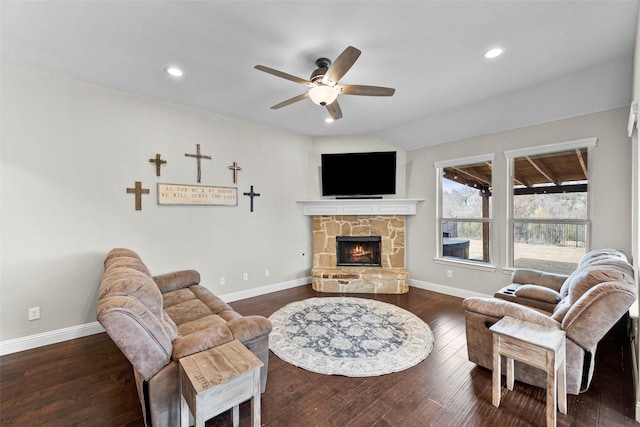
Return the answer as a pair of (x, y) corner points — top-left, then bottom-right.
(311, 215), (409, 294)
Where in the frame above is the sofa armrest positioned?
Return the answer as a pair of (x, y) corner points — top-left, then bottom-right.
(463, 297), (561, 329)
(226, 315), (273, 342)
(515, 285), (561, 304)
(511, 269), (568, 292)
(153, 270), (200, 293)
(171, 326), (235, 359)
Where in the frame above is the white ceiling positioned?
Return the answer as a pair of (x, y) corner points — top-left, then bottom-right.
(1, 1), (638, 151)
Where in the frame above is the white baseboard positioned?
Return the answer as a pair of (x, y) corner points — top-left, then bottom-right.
(219, 277), (311, 303)
(409, 278), (492, 299)
(0, 321), (105, 356)
(0, 277), (312, 356)
(1, 277), (484, 357)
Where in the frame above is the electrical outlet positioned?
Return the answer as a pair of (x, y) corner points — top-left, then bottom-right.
(265, 269), (270, 277)
(219, 276), (226, 286)
(242, 273), (249, 281)
(446, 270), (453, 278)
(28, 307), (40, 321)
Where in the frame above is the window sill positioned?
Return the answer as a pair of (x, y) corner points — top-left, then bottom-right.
(433, 257), (498, 273)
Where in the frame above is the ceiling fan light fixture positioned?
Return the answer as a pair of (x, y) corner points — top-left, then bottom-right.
(165, 66), (184, 77)
(484, 48), (503, 59)
(309, 85), (338, 106)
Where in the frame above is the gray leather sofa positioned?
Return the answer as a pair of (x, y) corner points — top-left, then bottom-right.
(97, 248), (272, 426)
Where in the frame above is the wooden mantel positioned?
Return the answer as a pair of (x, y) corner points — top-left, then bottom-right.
(297, 199), (423, 216)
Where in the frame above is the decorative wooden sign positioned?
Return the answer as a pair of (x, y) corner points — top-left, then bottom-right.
(185, 144), (211, 183)
(228, 161), (242, 184)
(149, 153), (167, 176)
(157, 183), (237, 206)
(127, 181), (150, 211)
(243, 185), (261, 212)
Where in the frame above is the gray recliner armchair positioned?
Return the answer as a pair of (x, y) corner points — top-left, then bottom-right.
(463, 248), (636, 394)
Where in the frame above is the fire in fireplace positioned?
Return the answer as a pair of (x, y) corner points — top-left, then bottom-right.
(336, 236), (382, 267)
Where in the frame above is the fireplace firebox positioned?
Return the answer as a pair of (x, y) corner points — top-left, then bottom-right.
(336, 236), (382, 267)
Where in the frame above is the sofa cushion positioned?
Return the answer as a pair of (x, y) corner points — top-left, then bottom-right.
(515, 284), (561, 304)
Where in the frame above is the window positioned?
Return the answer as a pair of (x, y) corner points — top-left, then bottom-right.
(435, 154), (494, 264)
(506, 138), (595, 274)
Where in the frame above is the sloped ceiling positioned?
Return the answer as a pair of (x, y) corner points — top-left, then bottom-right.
(1, 1), (637, 150)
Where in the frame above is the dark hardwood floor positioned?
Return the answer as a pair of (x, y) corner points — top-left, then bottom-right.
(1, 285), (637, 426)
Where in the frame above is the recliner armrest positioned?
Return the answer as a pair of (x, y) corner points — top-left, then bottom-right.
(463, 297), (561, 329)
(515, 284), (561, 304)
(153, 270), (201, 293)
(511, 269), (568, 292)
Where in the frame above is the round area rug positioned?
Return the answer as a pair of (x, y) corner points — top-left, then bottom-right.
(268, 297), (434, 377)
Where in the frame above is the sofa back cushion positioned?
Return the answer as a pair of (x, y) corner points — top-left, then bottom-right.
(104, 248), (152, 276)
(100, 268), (164, 319)
(579, 248), (628, 267)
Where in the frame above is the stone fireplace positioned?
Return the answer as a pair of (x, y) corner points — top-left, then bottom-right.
(336, 236), (382, 267)
(311, 215), (409, 294)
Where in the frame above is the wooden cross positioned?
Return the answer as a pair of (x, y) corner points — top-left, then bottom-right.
(243, 185), (261, 212)
(185, 144), (211, 183)
(126, 181), (150, 211)
(228, 161), (242, 184)
(149, 153), (167, 177)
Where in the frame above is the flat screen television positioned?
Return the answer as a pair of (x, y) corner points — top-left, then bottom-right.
(321, 151), (397, 197)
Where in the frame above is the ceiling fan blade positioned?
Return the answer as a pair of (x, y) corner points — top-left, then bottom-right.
(271, 92), (309, 109)
(255, 65), (313, 87)
(326, 100), (343, 120)
(322, 46), (361, 86)
(335, 84), (395, 96)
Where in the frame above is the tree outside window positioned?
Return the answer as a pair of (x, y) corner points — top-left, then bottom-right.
(506, 139), (594, 274)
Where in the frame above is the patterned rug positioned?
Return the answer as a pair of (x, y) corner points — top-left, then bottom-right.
(268, 297), (434, 376)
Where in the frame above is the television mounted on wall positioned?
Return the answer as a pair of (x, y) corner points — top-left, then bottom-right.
(321, 151), (397, 198)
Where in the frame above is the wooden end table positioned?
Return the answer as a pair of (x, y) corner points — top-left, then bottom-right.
(490, 316), (567, 427)
(179, 340), (263, 427)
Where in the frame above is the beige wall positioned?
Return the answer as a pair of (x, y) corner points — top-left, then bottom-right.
(405, 107), (633, 296)
(0, 62), (313, 342)
(1, 61), (635, 349)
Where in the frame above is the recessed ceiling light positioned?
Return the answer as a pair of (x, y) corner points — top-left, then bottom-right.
(165, 66), (184, 77)
(325, 117), (334, 123)
(484, 48), (503, 59)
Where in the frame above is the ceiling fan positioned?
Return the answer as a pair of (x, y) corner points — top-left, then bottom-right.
(254, 46), (395, 120)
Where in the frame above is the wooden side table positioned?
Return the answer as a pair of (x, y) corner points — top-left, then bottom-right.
(490, 316), (567, 427)
(179, 340), (263, 427)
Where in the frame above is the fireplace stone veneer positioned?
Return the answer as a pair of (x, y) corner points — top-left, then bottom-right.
(311, 215), (409, 294)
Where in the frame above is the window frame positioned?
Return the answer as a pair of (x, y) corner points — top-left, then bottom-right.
(434, 153), (495, 267)
(504, 137), (596, 270)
